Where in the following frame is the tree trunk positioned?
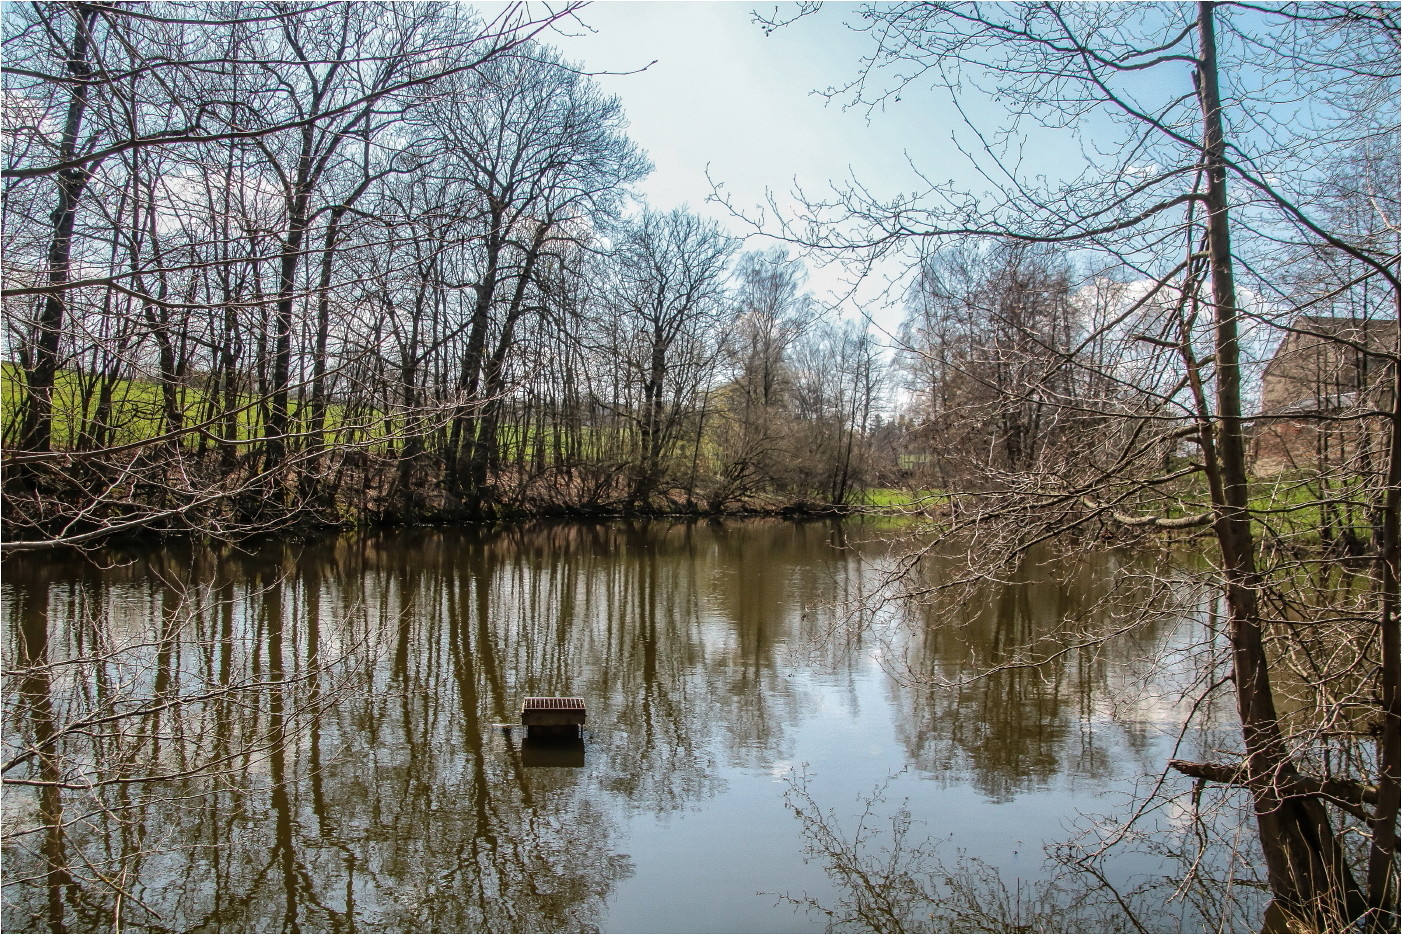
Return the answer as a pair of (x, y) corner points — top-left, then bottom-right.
(1194, 5), (1367, 925)
(634, 320), (669, 505)
(448, 213), (502, 509)
(20, 5), (99, 459)
(466, 229), (547, 512)
(265, 139), (313, 486)
(1366, 294), (1401, 914)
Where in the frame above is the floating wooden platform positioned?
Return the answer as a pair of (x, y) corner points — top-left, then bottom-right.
(520, 697), (586, 737)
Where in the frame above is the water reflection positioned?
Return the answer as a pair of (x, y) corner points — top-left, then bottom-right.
(518, 734), (587, 769)
(2, 520), (1220, 932)
(778, 760), (1268, 935)
(884, 546), (1204, 803)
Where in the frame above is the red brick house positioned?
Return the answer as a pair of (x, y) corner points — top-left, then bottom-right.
(1251, 315), (1398, 477)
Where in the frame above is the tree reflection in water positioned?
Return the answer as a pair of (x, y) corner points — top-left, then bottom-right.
(2, 520), (1253, 932)
(2, 520), (860, 931)
(783, 542), (1269, 933)
(777, 766), (1127, 933)
(779, 762), (1270, 934)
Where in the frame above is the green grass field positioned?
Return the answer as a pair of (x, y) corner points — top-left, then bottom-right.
(5, 364), (1381, 540)
(1, 362), (361, 449)
(858, 487), (948, 509)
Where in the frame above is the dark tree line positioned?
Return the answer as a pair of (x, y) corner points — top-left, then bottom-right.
(2, 1), (887, 550)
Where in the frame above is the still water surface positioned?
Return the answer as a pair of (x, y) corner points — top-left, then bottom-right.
(3, 519), (1252, 932)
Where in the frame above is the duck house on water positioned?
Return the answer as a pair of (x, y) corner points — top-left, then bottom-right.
(520, 697), (586, 738)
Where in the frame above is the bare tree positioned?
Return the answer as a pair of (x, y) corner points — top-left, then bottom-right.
(2, 1), (588, 548)
(708, 248), (816, 506)
(587, 208), (738, 507)
(754, 2), (1399, 926)
(899, 241), (1079, 486)
(791, 319), (885, 505)
(415, 44), (649, 515)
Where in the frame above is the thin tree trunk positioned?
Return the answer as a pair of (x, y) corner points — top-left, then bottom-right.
(469, 230), (548, 509)
(635, 323), (668, 505)
(1366, 293), (1401, 913)
(448, 216), (503, 506)
(20, 5), (99, 458)
(1195, 5), (1367, 925)
(265, 141), (313, 483)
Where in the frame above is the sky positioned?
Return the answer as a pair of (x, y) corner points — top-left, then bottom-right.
(547, 3), (927, 214)
(503, 3), (1210, 340)
(528, 1), (987, 335)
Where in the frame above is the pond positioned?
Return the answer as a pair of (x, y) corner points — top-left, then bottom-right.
(2, 519), (1262, 933)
